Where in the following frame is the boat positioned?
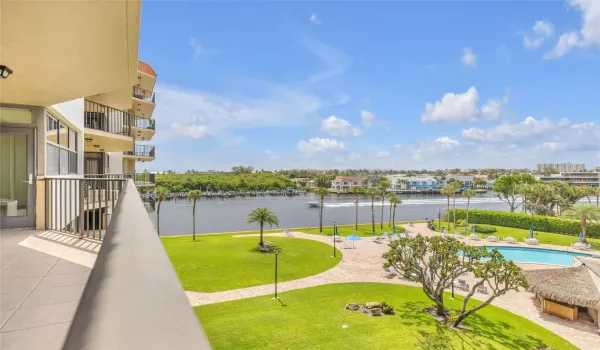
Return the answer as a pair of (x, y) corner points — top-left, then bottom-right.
(308, 200), (319, 208)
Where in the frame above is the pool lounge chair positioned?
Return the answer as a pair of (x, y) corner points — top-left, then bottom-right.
(486, 235), (499, 242)
(373, 235), (385, 244)
(572, 242), (591, 251)
(468, 234), (481, 241)
(283, 229), (295, 237)
(342, 240), (355, 249)
(390, 233), (400, 241)
(476, 284), (489, 294)
(382, 232), (392, 240)
(401, 232), (412, 239)
(334, 235), (344, 243)
(454, 231), (464, 239)
(524, 237), (539, 245)
(453, 279), (470, 291)
(504, 236), (517, 244)
(381, 267), (398, 279)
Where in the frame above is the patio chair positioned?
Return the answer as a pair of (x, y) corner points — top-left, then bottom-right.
(283, 229), (295, 237)
(401, 232), (411, 239)
(373, 236), (385, 244)
(382, 232), (391, 240)
(453, 279), (469, 291)
(334, 235), (344, 243)
(380, 267), (398, 279)
(468, 234), (481, 241)
(454, 231), (464, 239)
(343, 240), (355, 249)
(390, 234), (400, 241)
(476, 284), (489, 294)
(486, 235), (499, 242)
(442, 229), (450, 236)
(524, 237), (539, 245)
(504, 236), (517, 244)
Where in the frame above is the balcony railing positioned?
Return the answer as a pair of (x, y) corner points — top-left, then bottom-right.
(124, 144), (155, 158)
(132, 86), (155, 103)
(133, 116), (156, 130)
(84, 100), (132, 136)
(44, 177), (127, 239)
(61, 180), (211, 349)
(84, 173), (156, 186)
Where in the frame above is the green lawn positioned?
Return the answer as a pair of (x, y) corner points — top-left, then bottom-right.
(162, 235), (341, 292)
(195, 283), (576, 350)
(302, 222), (409, 237)
(432, 220), (600, 250)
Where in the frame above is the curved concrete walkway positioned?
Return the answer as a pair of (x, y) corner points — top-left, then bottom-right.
(186, 223), (599, 350)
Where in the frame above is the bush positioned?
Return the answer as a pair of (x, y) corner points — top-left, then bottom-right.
(380, 301), (395, 315)
(444, 209), (600, 239)
(473, 225), (496, 234)
(456, 219), (463, 225)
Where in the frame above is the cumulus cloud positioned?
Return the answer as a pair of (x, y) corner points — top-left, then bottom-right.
(310, 13), (321, 25)
(171, 123), (213, 139)
(361, 110), (376, 127)
(461, 47), (477, 68)
(375, 150), (391, 158)
(523, 20), (555, 49)
(420, 87), (507, 123)
(265, 149), (280, 161)
(545, 0), (600, 59)
(321, 116), (362, 137)
(461, 116), (568, 142)
(189, 37), (216, 58)
(297, 137), (346, 156)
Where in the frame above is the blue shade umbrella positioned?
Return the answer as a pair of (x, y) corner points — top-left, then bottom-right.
(393, 225), (397, 234)
(579, 232), (583, 242)
(346, 234), (362, 248)
(472, 225), (476, 233)
(529, 228), (534, 238)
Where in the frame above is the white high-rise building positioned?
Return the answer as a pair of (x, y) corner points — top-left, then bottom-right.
(536, 163), (585, 173)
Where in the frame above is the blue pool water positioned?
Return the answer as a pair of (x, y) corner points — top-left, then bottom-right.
(483, 246), (591, 266)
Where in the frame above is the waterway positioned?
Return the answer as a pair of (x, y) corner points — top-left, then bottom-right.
(149, 192), (517, 236)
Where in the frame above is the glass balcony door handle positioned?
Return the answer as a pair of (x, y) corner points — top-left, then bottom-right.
(21, 174), (33, 185)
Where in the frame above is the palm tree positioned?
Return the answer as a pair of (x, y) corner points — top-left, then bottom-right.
(246, 208), (279, 247)
(593, 187), (600, 207)
(440, 186), (454, 230)
(366, 187), (379, 233)
(350, 186), (365, 230)
(449, 180), (463, 226)
(187, 190), (202, 241)
(562, 205), (600, 244)
(154, 186), (172, 236)
(388, 193), (401, 228)
(581, 186), (592, 205)
(461, 189), (478, 232)
(315, 187), (329, 233)
(377, 180), (391, 229)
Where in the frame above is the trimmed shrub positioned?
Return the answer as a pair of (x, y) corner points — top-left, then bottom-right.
(473, 224), (497, 234)
(380, 301), (395, 315)
(443, 209), (600, 239)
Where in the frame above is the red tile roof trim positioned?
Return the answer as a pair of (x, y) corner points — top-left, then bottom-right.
(138, 60), (157, 77)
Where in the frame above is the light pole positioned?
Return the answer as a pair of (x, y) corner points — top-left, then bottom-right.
(273, 248), (279, 299)
(438, 208), (441, 230)
(333, 221), (337, 258)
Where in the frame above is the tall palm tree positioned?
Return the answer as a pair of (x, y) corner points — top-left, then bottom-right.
(187, 190), (202, 241)
(562, 205), (600, 244)
(350, 186), (365, 230)
(461, 189), (478, 232)
(581, 186), (592, 205)
(246, 207), (279, 247)
(366, 187), (379, 233)
(377, 180), (391, 229)
(154, 186), (171, 236)
(593, 187), (600, 207)
(449, 180), (463, 226)
(315, 187), (329, 233)
(388, 193), (401, 228)
(440, 186), (454, 230)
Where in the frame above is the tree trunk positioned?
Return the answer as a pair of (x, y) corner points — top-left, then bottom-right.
(389, 201), (392, 227)
(522, 194), (526, 213)
(319, 196), (324, 233)
(355, 193), (359, 231)
(453, 296), (496, 328)
(582, 218), (588, 244)
(466, 197), (471, 232)
(453, 194), (456, 226)
(371, 198), (375, 233)
(192, 199), (196, 241)
(380, 195), (385, 229)
(260, 222), (264, 246)
(435, 298), (445, 317)
(587, 195), (592, 205)
(446, 196), (450, 230)
(392, 204), (396, 228)
(157, 201), (161, 236)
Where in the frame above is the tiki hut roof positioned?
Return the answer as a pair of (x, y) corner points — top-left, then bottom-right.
(524, 265), (600, 309)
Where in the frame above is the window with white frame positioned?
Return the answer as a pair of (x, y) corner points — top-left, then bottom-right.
(46, 114), (78, 175)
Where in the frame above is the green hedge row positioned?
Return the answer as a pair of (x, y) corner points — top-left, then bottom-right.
(444, 209), (600, 239)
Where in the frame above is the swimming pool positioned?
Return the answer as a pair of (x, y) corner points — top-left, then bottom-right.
(482, 246), (592, 266)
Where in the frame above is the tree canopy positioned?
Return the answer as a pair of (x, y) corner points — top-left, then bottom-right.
(493, 174), (538, 212)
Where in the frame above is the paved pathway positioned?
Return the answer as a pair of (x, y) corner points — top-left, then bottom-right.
(186, 223), (600, 350)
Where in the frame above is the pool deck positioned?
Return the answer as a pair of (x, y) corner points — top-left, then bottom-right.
(186, 223), (600, 350)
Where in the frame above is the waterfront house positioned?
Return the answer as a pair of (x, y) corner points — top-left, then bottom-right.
(539, 172), (600, 188)
(331, 176), (368, 190)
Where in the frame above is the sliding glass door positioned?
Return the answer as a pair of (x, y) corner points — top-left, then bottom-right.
(0, 127), (35, 229)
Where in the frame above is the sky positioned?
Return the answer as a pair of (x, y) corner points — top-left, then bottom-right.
(137, 0), (600, 172)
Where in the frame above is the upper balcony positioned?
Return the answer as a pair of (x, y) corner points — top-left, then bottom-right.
(131, 116), (156, 141)
(137, 60), (157, 92)
(83, 100), (133, 153)
(0, 1), (141, 106)
(123, 144), (156, 162)
(131, 86), (156, 119)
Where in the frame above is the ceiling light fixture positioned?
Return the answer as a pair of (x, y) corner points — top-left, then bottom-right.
(0, 65), (13, 79)
(85, 138), (92, 143)
(93, 145), (100, 148)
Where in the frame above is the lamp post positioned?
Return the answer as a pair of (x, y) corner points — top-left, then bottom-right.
(438, 208), (441, 230)
(273, 248), (279, 299)
(333, 221), (337, 258)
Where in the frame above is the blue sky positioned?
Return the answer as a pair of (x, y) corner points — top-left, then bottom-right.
(138, 0), (600, 171)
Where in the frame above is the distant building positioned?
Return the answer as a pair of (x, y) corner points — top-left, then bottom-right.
(306, 180), (317, 188)
(540, 172), (600, 188)
(537, 163), (585, 173)
(331, 176), (368, 190)
(290, 178), (309, 185)
(385, 174), (474, 190)
(445, 175), (474, 189)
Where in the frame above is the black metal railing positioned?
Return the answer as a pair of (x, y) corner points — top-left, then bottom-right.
(133, 116), (156, 130)
(45, 177), (127, 239)
(62, 180), (211, 350)
(124, 144), (155, 158)
(84, 100), (132, 136)
(132, 86), (155, 103)
(84, 173), (156, 186)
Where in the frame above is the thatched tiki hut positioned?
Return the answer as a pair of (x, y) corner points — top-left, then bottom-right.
(524, 259), (600, 327)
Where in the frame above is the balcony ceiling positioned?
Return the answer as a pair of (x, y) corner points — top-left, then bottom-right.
(0, 0), (141, 106)
(84, 129), (133, 153)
